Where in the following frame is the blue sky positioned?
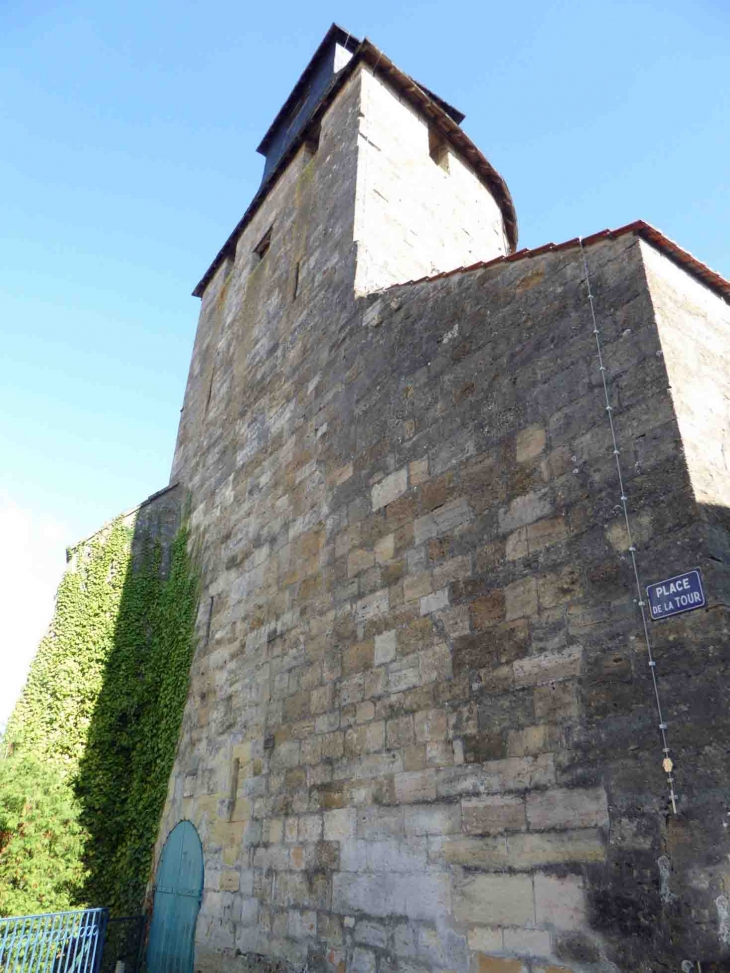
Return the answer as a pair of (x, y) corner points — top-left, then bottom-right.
(1, 0), (728, 721)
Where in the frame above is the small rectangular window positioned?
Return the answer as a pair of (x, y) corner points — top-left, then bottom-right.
(253, 225), (273, 262)
(303, 123), (320, 162)
(429, 127), (449, 172)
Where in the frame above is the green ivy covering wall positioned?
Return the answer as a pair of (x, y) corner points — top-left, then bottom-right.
(1, 515), (199, 917)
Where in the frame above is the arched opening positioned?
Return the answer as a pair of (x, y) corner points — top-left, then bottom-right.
(146, 820), (204, 973)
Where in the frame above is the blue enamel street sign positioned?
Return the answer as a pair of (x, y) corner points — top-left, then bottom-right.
(646, 569), (706, 621)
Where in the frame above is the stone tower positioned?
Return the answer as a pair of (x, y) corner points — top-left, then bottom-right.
(156, 25), (730, 973)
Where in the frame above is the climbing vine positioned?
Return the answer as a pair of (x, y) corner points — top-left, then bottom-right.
(2, 514), (199, 917)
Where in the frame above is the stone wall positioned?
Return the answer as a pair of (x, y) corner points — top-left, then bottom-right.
(354, 66), (508, 295)
(642, 238), (730, 607)
(156, 62), (730, 973)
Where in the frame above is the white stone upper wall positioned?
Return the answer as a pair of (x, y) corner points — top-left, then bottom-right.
(353, 65), (509, 295)
(642, 239), (730, 509)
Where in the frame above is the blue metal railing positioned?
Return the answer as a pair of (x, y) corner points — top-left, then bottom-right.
(0, 909), (108, 973)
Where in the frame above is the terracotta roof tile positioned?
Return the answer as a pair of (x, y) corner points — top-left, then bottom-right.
(400, 220), (730, 304)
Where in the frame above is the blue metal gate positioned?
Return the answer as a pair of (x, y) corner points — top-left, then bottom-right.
(0, 908), (108, 973)
(146, 821), (203, 973)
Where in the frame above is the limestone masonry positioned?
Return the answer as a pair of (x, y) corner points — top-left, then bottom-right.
(146, 25), (730, 973)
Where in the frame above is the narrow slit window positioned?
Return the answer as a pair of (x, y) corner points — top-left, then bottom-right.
(253, 225), (273, 263)
(303, 123), (320, 162)
(204, 595), (214, 645)
(428, 126), (449, 172)
(292, 261), (301, 301)
(229, 758), (240, 822)
(205, 371), (215, 415)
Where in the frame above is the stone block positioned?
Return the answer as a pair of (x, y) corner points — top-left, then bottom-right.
(395, 769), (437, 803)
(357, 805), (404, 839)
(332, 871), (451, 920)
(533, 682), (579, 722)
(502, 927), (551, 957)
(436, 754), (556, 798)
(404, 802), (461, 836)
(220, 870), (240, 892)
(299, 814), (323, 842)
(421, 586), (449, 616)
(471, 955), (527, 973)
(433, 835), (509, 869)
(324, 807), (356, 841)
(394, 922), (418, 957)
(418, 924), (469, 969)
(461, 794), (526, 834)
(372, 468), (408, 511)
(343, 641), (374, 677)
(526, 786), (608, 831)
(470, 591), (505, 630)
(414, 707), (447, 742)
(537, 566), (581, 609)
(534, 873), (586, 930)
(420, 642), (452, 683)
(389, 665), (421, 694)
(288, 908), (317, 939)
(387, 714), (415, 749)
(516, 424), (546, 463)
(507, 724), (558, 758)
(349, 547), (376, 578)
(453, 873), (534, 925)
(367, 838), (428, 872)
(356, 700), (375, 723)
(321, 730), (345, 760)
(270, 740), (300, 770)
(375, 532), (395, 563)
(433, 554), (472, 588)
(318, 912), (343, 944)
(311, 683), (335, 713)
(506, 528), (528, 561)
(285, 816), (298, 842)
(410, 457), (429, 485)
(504, 577), (538, 621)
(345, 720), (385, 757)
(414, 497), (471, 544)
(507, 829), (605, 868)
(431, 432), (476, 476)
(355, 588), (390, 621)
(513, 646), (582, 688)
(527, 516), (567, 552)
(349, 946), (377, 973)
(467, 927), (503, 953)
(352, 946), (377, 973)
(499, 489), (553, 534)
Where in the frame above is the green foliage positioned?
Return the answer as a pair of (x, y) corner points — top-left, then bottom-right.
(0, 748), (86, 916)
(2, 515), (199, 918)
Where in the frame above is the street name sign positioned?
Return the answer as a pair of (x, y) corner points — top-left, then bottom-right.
(646, 569), (705, 621)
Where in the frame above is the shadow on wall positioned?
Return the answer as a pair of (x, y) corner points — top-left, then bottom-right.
(74, 484), (199, 915)
(579, 498), (730, 972)
(1, 483), (199, 918)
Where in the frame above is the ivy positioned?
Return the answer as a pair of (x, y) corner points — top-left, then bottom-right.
(2, 515), (199, 917)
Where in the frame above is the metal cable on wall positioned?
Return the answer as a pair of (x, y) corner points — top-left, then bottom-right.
(579, 239), (678, 815)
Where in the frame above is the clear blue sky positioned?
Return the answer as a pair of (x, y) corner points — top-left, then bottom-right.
(0, 0), (728, 718)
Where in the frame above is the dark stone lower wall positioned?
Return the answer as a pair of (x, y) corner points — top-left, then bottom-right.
(159, 230), (730, 973)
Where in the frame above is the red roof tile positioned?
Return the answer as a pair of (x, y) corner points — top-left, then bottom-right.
(401, 220), (730, 304)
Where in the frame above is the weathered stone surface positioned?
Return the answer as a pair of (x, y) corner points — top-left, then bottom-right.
(148, 31), (730, 973)
(453, 873), (534, 925)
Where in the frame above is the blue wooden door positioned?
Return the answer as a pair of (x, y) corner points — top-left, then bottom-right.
(147, 821), (204, 973)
